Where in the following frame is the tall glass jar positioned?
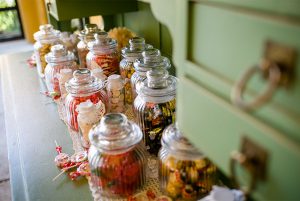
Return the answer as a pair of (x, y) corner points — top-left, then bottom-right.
(88, 113), (147, 198)
(120, 37), (152, 105)
(77, 24), (102, 68)
(33, 24), (61, 78)
(45, 44), (78, 99)
(131, 48), (171, 101)
(86, 32), (120, 76)
(65, 69), (107, 131)
(134, 69), (177, 155)
(159, 123), (217, 200)
(106, 74), (125, 113)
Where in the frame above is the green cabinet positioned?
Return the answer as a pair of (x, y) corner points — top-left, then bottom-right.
(148, 0), (300, 200)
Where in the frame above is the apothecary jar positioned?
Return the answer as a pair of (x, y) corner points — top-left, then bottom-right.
(88, 113), (147, 199)
(159, 123), (217, 200)
(134, 69), (177, 155)
(65, 69), (107, 131)
(33, 24), (61, 78)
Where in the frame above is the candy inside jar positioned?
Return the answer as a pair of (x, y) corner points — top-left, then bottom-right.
(45, 44), (77, 99)
(76, 100), (105, 148)
(134, 69), (177, 155)
(159, 123), (217, 200)
(120, 37), (152, 105)
(86, 32), (120, 76)
(77, 24), (102, 68)
(33, 24), (61, 78)
(88, 113), (147, 199)
(106, 74), (125, 113)
(65, 69), (107, 131)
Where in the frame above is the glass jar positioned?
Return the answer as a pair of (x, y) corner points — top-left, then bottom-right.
(45, 44), (78, 99)
(106, 74), (125, 113)
(65, 69), (107, 131)
(60, 32), (79, 60)
(120, 37), (152, 105)
(77, 24), (102, 68)
(88, 113), (147, 198)
(131, 48), (171, 101)
(159, 123), (217, 200)
(86, 32), (120, 76)
(133, 69), (177, 155)
(77, 100), (105, 148)
(33, 24), (61, 78)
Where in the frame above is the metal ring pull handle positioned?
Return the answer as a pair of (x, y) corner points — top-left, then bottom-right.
(230, 151), (257, 195)
(231, 63), (281, 111)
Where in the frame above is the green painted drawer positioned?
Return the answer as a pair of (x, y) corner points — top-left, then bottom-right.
(187, 2), (300, 143)
(178, 77), (300, 200)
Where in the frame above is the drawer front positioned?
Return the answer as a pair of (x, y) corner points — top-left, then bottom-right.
(178, 77), (300, 200)
(186, 1), (300, 142)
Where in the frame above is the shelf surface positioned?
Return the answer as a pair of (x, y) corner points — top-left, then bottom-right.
(1, 51), (92, 201)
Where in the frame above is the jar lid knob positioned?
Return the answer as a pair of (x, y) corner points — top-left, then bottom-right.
(147, 69), (169, 88)
(73, 69), (91, 80)
(50, 44), (67, 56)
(142, 48), (161, 63)
(39, 24), (53, 32)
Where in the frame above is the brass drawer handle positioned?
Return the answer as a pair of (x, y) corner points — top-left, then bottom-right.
(231, 62), (281, 111)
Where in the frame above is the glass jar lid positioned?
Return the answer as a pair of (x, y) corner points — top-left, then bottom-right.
(78, 24), (102, 40)
(33, 24), (60, 42)
(134, 48), (171, 72)
(45, 44), (75, 63)
(138, 69), (177, 97)
(66, 69), (104, 95)
(162, 123), (203, 158)
(121, 37), (152, 58)
(87, 32), (117, 53)
(89, 113), (143, 152)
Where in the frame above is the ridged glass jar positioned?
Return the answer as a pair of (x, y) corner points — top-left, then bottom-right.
(120, 37), (152, 105)
(45, 44), (77, 99)
(77, 24), (102, 68)
(33, 24), (61, 78)
(65, 69), (107, 131)
(86, 32), (120, 77)
(88, 113), (147, 199)
(133, 69), (177, 155)
(159, 123), (217, 200)
(131, 48), (170, 101)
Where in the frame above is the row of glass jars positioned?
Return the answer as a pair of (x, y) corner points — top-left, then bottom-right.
(88, 113), (217, 200)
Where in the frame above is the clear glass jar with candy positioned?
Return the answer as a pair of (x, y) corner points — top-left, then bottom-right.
(131, 48), (171, 101)
(106, 74), (125, 113)
(77, 24), (102, 68)
(65, 69), (107, 131)
(86, 32), (120, 77)
(120, 37), (152, 105)
(45, 44), (78, 99)
(159, 123), (217, 200)
(33, 24), (61, 78)
(88, 113), (147, 199)
(133, 69), (177, 155)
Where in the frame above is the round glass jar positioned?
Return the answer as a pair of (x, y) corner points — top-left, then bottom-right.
(131, 48), (171, 101)
(65, 69), (107, 131)
(159, 123), (217, 200)
(88, 113), (147, 198)
(106, 74), (125, 113)
(133, 69), (177, 155)
(33, 24), (61, 78)
(77, 24), (102, 68)
(120, 37), (152, 105)
(45, 44), (78, 99)
(86, 32), (120, 76)
(60, 32), (79, 60)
